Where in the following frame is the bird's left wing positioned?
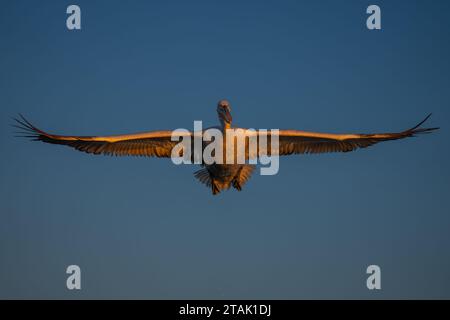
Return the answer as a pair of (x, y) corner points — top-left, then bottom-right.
(13, 114), (192, 158)
(246, 114), (438, 157)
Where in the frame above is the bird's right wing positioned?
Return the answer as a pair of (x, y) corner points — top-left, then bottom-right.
(13, 114), (192, 158)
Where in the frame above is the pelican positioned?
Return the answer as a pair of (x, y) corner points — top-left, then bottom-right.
(14, 99), (438, 195)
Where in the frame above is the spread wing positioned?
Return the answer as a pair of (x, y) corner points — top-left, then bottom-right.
(14, 114), (438, 159)
(13, 114), (192, 158)
(246, 114), (438, 157)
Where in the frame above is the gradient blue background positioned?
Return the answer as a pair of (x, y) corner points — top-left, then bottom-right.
(1, 0), (449, 299)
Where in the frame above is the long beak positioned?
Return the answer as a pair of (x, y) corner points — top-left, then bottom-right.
(224, 108), (232, 123)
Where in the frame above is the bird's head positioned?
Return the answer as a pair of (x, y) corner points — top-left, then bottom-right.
(217, 99), (232, 127)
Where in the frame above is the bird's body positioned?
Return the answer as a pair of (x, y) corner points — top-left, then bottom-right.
(14, 99), (439, 195)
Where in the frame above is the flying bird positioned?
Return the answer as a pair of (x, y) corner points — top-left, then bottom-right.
(14, 100), (438, 195)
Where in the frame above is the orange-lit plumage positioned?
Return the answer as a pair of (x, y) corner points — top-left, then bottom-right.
(14, 100), (439, 195)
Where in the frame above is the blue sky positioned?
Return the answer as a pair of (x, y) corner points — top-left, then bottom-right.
(1, 0), (449, 298)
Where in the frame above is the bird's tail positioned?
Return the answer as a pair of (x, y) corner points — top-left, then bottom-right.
(194, 168), (212, 187)
(194, 168), (222, 195)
